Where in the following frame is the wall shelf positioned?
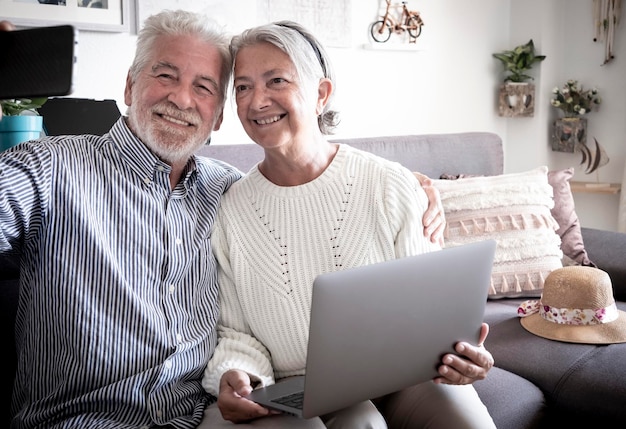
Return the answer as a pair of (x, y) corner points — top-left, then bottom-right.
(570, 181), (621, 194)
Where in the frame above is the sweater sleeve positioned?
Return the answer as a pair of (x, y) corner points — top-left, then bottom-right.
(202, 210), (275, 396)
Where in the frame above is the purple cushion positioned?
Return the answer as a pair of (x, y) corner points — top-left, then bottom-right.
(547, 168), (595, 267)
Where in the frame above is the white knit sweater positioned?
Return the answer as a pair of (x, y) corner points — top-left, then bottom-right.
(202, 144), (439, 395)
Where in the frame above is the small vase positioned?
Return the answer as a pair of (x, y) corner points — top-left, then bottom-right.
(0, 115), (44, 151)
(498, 82), (535, 117)
(551, 117), (586, 153)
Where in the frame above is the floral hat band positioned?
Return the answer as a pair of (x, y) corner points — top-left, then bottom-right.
(518, 266), (626, 344)
(517, 299), (619, 326)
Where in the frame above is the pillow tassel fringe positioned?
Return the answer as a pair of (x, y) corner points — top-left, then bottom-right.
(538, 271), (547, 288)
(501, 274), (524, 293)
(511, 214), (520, 230)
(492, 272), (547, 295)
(533, 213), (544, 229)
(484, 217), (495, 233)
(497, 216), (505, 231)
(514, 274), (523, 293)
(447, 213), (560, 237)
(501, 275), (509, 293)
(523, 273), (534, 291)
(522, 214), (530, 230)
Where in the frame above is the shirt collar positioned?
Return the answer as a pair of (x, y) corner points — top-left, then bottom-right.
(109, 117), (198, 190)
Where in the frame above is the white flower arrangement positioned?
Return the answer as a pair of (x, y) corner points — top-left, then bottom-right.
(550, 80), (601, 118)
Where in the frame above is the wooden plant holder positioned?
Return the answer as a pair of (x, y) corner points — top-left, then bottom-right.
(498, 83), (535, 117)
(551, 117), (587, 153)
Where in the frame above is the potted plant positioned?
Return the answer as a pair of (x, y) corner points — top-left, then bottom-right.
(493, 39), (546, 83)
(550, 79), (601, 153)
(493, 39), (546, 117)
(1, 97), (47, 116)
(0, 97), (47, 152)
(550, 80), (601, 117)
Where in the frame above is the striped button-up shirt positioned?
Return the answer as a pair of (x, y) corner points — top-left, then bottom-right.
(0, 117), (242, 428)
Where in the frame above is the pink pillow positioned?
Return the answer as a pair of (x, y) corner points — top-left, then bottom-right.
(547, 168), (596, 267)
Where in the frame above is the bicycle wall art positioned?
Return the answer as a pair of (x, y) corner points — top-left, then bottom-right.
(370, 0), (424, 44)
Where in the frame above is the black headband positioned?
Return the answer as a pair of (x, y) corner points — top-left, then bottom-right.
(276, 22), (328, 78)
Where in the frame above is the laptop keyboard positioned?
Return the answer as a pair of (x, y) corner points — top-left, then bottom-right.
(274, 391), (304, 409)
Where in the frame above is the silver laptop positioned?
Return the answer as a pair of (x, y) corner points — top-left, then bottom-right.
(245, 239), (497, 419)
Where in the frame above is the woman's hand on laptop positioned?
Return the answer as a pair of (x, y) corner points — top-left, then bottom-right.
(217, 369), (280, 423)
(433, 322), (495, 385)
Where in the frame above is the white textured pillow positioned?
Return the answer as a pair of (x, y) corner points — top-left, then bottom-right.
(433, 166), (563, 299)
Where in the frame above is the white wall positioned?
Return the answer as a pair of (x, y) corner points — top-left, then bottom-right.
(504, 0), (626, 232)
(547, 0), (626, 232)
(23, 0), (626, 231)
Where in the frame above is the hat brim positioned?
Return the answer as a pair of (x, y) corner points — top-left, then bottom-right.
(520, 310), (626, 344)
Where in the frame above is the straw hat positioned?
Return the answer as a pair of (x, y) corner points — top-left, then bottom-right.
(517, 266), (626, 344)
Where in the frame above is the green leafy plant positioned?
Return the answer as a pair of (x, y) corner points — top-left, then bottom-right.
(550, 80), (601, 117)
(493, 39), (546, 83)
(0, 97), (48, 116)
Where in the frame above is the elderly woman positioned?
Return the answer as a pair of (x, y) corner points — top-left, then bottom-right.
(202, 21), (495, 429)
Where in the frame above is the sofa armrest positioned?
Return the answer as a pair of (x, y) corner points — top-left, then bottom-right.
(581, 227), (626, 301)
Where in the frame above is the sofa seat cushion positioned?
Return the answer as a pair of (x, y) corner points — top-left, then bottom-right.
(484, 299), (626, 423)
(473, 366), (546, 429)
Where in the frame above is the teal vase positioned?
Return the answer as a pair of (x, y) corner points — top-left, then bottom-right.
(0, 115), (44, 151)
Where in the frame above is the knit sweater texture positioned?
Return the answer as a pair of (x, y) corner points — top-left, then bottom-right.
(202, 144), (439, 395)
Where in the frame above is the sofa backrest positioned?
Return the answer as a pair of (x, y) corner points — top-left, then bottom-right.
(199, 132), (504, 178)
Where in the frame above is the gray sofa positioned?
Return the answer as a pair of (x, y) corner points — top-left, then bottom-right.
(197, 132), (626, 428)
(2, 132), (625, 428)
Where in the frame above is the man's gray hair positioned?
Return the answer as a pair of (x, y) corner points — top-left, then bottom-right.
(129, 9), (233, 108)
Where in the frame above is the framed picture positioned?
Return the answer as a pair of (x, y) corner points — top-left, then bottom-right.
(0, 0), (131, 32)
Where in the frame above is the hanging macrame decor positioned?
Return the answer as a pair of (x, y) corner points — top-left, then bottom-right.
(593, 0), (623, 64)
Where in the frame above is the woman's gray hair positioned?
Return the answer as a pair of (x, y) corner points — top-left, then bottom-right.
(129, 9), (233, 109)
(230, 20), (340, 135)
